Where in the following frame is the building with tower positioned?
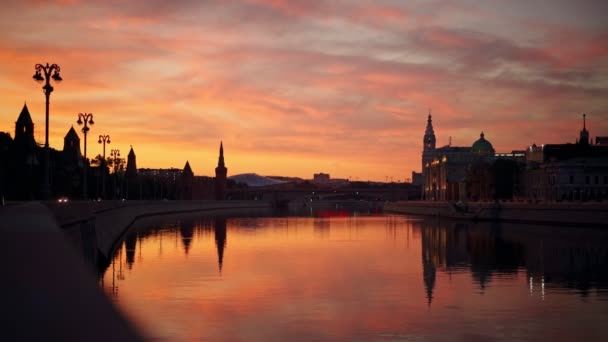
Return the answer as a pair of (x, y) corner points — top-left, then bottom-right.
(420, 112), (526, 201)
(215, 141), (227, 200)
(523, 114), (608, 201)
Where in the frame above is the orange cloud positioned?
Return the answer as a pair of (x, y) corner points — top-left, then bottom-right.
(0, 1), (607, 181)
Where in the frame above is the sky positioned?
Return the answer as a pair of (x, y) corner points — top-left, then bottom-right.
(0, 0), (607, 181)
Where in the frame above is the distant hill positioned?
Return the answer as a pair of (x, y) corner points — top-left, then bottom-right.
(229, 173), (287, 187)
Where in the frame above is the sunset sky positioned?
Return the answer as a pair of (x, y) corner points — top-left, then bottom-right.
(1, 0), (607, 181)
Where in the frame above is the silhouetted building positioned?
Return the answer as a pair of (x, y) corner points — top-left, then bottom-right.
(125, 146), (139, 199)
(523, 114), (608, 201)
(7, 103), (40, 199)
(14, 103), (36, 149)
(313, 173), (330, 184)
(215, 141), (227, 200)
(57, 126), (84, 197)
(181, 161), (194, 200)
(126, 146), (138, 179)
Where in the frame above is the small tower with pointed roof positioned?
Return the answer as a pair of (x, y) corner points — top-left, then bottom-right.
(181, 161), (194, 200)
(214, 141), (227, 200)
(14, 102), (35, 148)
(126, 146), (138, 179)
(62, 126), (82, 167)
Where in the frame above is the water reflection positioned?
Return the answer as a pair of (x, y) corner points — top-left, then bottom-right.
(419, 219), (608, 299)
(99, 213), (608, 341)
(214, 218), (226, 273)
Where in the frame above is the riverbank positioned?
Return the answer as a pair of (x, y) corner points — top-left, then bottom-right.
(46, 200), (273, 266)
(384, 201), (608, 227)
(0, 200), (273, 341)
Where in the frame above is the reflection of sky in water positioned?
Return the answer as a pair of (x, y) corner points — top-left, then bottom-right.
(100, 215), (608, 341)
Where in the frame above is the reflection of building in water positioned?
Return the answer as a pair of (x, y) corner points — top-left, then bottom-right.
(214, 218), (227, 273)
(419, 220), (525, 293)
(179, 219), (195, 255)
(124, 234), (137, 269)
(523, 232), (608, 296)
(419, 218), (608, 299)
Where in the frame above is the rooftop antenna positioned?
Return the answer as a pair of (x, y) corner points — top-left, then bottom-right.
(449, 136), (452, 146)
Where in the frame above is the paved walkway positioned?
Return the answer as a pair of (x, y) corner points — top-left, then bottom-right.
(0, 202), (142, 341)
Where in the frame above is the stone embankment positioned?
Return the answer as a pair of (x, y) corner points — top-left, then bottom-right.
(1, 200), (272, 341)
(384, 201), (608, 227)
(47, 200), (272, 264)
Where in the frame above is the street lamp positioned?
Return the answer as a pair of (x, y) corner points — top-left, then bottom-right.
(77, 113), (94, 199)
(110, 149), (120, 199)
(33, 63), (62, 200)
(110, 149), (120, 173)
(98, 134), (110, 199)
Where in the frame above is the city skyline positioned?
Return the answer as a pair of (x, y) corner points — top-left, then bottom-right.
(1, 1), (607, 181)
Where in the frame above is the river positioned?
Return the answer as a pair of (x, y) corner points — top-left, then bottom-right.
(99, 210), (608, 341)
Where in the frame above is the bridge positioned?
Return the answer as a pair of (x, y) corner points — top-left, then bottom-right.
(228, 184), (421, 203)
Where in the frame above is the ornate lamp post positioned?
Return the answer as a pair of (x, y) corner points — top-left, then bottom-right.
(77, 113), (94, 199)
(110, 149), (120, 173)
(110, 149), (120, 199)
(98, 134), (110, 199)
(33, 63), (62, 200)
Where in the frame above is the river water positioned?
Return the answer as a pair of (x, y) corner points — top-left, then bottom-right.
(99, 210), (608, 341)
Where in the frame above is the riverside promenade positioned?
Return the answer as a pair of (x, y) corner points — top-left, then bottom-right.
(384, 201), (608, 227)
(0, 200), (272, 341)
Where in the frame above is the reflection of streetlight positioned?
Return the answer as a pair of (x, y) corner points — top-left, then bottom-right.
(98, 134), (110, 199)
(77, 113), (94, 199)
(33, 63), (62, 200)
(110, 149), (120, 199)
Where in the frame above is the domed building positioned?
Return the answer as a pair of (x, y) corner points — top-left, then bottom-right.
(471, 132), (495, 156)
(421, 116), (515, 201)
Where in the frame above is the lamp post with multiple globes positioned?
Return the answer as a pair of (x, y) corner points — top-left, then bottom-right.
(77, 113), (94, 199)
(98, 134), (110, 198)
(32, 63), (62, 200)
(110, 149), (120, 199)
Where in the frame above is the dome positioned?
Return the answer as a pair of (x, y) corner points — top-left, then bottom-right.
(471, 132), (495, 155)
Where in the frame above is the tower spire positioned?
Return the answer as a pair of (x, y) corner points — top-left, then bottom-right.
(215, 141), (228, 200)
(218, 140), (225, 167)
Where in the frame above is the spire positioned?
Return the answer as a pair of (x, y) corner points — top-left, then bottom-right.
(480, 131), (485, 139)
(218, 141), (225, 167)
(423, 110), (436, 151)
(215, 141), (228, 200)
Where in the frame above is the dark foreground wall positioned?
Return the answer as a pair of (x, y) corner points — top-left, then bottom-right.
(385, 201), (608, 227)
(0, 203), (143, 341)
(1, 200), (273, 341)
